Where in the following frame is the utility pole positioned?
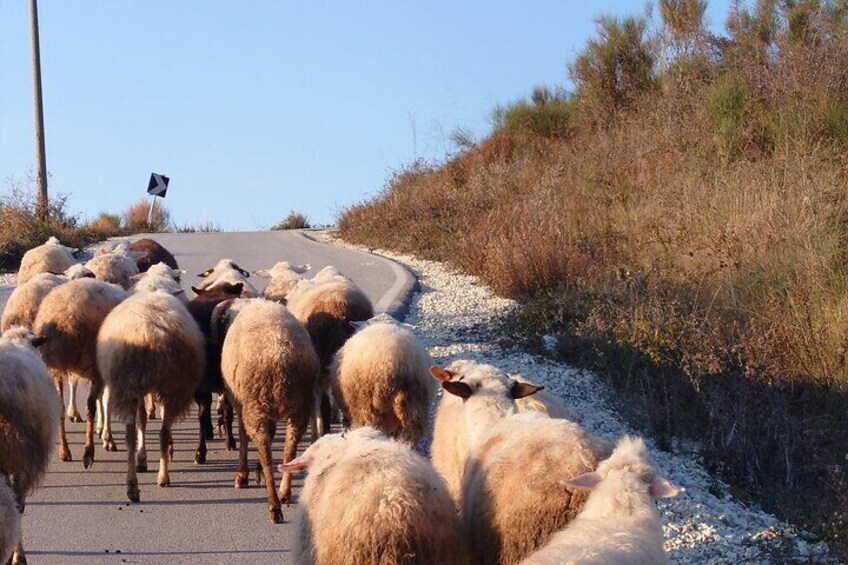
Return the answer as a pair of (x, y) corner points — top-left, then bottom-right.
(30, 0), (49, 219)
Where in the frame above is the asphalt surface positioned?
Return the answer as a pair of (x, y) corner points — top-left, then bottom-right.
(0, 231), (417, 565)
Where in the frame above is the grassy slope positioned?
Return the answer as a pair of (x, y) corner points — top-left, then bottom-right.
(340, 1), (848, 555)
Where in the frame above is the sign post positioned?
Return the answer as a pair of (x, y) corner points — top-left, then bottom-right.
(146, 172), (169, 227)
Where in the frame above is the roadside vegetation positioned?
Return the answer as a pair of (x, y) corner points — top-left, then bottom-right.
(0, 182), (180, 271)
(340, 0), (848, 554)
(272, 211), (312, 230)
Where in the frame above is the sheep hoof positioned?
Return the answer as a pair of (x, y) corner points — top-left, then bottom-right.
(194, 451), (207, 465)
(136, 461), (148, 473)
(269, 506), (283, 524)
(82, 448), (94, 469)
(147, 410), (157, 420)
(11, 549), (27, 565)
(103, 438), (117, 452)
(255, 464), (263, 485)
(234, 473), (248, 488)
(226, 439), (237, 451)
(127, 481), (140, 503)
(157, 475), (170, 488)
(60, 448), (73, 462)
(69, 413), (83, 423)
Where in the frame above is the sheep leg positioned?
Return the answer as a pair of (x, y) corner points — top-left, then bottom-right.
(9, 480), (26, 565)
(195, 391), (212, 464)
(82, 382), (101, 469)
(96, 395), (104, 436)
(67, 376), (82, 423)
(146, 393), (158, 420)
(224, 397), (236, 451)
(100, 386), (116, 451)
(158, 408), (174, 487)
(125, 403), (140, 503)
(234, 409), (250, 488)
(279, 415), (308, 503)
(55, 374), (72, 462)
(256, 423), (283, 524)
(11, 542), (26, 565)
(136, 405), (148, 472)
(311, 387), (324, 441)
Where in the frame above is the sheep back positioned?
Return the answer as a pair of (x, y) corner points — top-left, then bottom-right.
(33, 278), (128, 382)
(430, 391), (467, 505)
(17, 243), (74, 284)
(220, 299), (318, 436)
(0, 273), (65, 331)
(97, 292), (205, 419)
(0, 339), (60, 496)
(86, 253), (139, 289)
(330, 322), (433, 444)
(296, 433), (468, 565)
(461, 413), (610, 565)
(128, 238), (178, 272)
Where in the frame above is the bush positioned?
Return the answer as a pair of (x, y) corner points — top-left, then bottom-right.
(173, 221), (222, 233)
(78, 212), (123, 240)
(493, 90), (575, 140)
(123, 198), (170, 233)
(272, 211), (311, 230)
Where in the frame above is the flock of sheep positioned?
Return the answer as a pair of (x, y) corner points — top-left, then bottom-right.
(0, 235), (683, 565)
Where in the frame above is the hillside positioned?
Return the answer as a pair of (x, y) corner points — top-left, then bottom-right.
(340, 0), (848, 556)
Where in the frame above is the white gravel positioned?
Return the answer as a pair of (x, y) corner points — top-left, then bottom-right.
(0, 273), (15, 286)
(315, 230), (832, 565)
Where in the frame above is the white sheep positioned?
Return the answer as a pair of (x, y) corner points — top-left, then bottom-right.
(329, 313), (434, 444)
(33, 278), (129, 465)
(520, 436), (682, 565)
(429, 360), (574, 504)
(97, 290), (205, 502)
(0, 326), (60, 565)
(16, 236), (77, 284)
(85, 244), (146, 290)
(280, 427), (469, 565)
(433, 361), (610, 564)
(0, 479), (21, 565)
(194, 259), (259, 297)
(255, 261), (310, 303)
(131, 262), (187, 302)
(219, 298), (319, 523)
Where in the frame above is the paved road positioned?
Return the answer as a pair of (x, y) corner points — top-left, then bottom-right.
(1, 231), (417, 565)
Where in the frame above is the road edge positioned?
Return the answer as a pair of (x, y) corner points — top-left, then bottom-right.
(295, 231), (420, 321)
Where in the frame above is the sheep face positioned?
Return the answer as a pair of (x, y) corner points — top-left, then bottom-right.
(1, 326), (47, 349)
(254, 262), (311, 278)
(145, 262), (185, 281)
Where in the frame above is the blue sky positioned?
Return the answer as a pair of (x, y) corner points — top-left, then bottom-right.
(1, 1), (731, 230)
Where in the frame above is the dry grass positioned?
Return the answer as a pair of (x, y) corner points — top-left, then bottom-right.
(123, 198), (170, 232)
(340, 1), (848, 553)
(272, 211), (312, 230)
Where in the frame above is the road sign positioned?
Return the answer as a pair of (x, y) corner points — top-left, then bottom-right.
(147, 173), (169, 198)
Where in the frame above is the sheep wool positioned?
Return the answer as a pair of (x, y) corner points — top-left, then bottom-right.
(17, 236), (76, 284)
(284, 427), (469, 565)
(520, 436), (681, 565)
(330, 316), (433, 444)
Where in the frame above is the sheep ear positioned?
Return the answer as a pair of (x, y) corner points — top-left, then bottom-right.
(191, 286), (205, 295)
(442, 380), (473, 399)
(129, 251), (147, 260)
(30, 335), (48, 348)
(429, 366), (456, 382)
(198, 268), (214, 278)
(279, 454), (312, 473)
(566, 472), (602, 491)
(293, 263), (311, 274)
(511, 382), (544, 399)
(170, 289), (186, 297)
(649, 477), (683, 499)
(236, 266), (251, 277)
(254, 269), (271, 278)
(226, 282), (244, 296)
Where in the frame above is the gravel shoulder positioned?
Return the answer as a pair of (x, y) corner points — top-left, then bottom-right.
(313, 230), (832, 565)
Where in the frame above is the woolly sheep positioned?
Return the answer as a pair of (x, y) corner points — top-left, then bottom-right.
(85, 244), (146, 290)
(1, 265), (94, 332)
(131, 262), (187, 302)
(97, 290), (205, 502)
(285, 277), (373, 437)
(16, 236), (77, 284)
(0, 326), (59, 565)
(186, 282), (244, 463)
(429, 360), (574, 504)
(520, 436), (682, 565)
(329, 313), (433, 444)
(255, 261), (310, 303)
(219, 298), (319, 523)
(33, 278), (129, 465)
(194, 259), (259, 297)
(280, 427), (469, 565)
(127, 238), (179, 273)
(0, 479), (21, 565)
(433, 362), (610, 564)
